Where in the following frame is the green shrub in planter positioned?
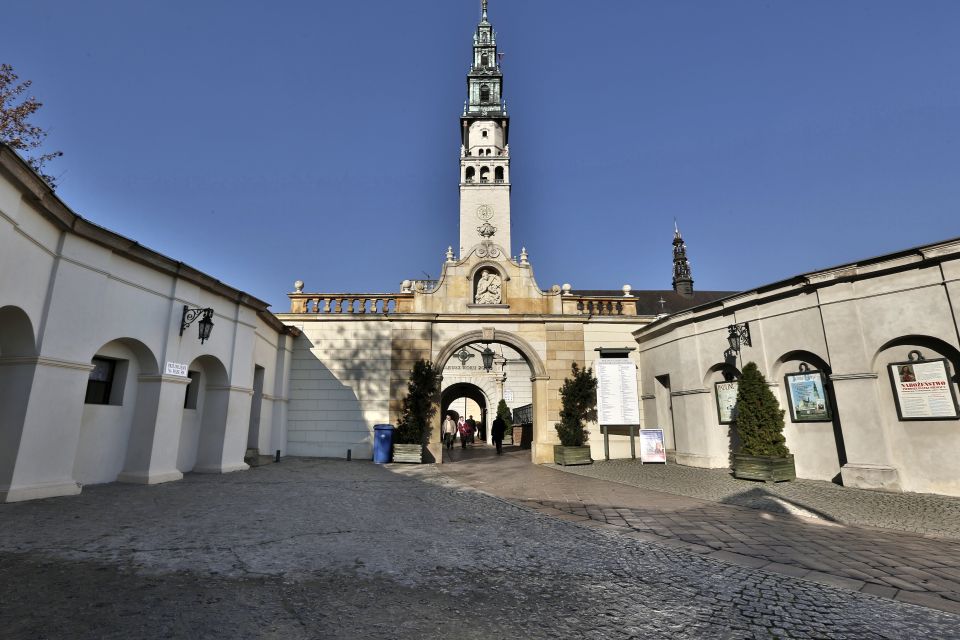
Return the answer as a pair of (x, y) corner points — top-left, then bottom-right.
(734, 362), (788, 457)
(554, 363), (597, 465)
(394, 360), (441, 447)
(733, 361), (795, 481)
(555, 362), (597, 447)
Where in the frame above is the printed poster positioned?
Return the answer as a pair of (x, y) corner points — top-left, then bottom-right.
(889, 359), (959, 420)
(639, 429), (667, 463)
(714, 381), (739, 424)
(784, 371), (832, 422)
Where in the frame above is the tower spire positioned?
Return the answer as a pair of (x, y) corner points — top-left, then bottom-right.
(458, 0), (512, 260)
(672, 223), (694, 297)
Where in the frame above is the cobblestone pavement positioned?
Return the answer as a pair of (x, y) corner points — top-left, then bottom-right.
(2, 458), (957, 639)
(551, 457), (960, 539)
(437, 446), (960, 618)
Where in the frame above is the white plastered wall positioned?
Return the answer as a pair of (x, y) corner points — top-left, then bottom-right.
(0, 156), (291, 501)
(285, 320), (394, 460)
(636, 253), (960, 496)
(583, 322), (649, 461)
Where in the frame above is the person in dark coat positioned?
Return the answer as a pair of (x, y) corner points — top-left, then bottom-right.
(491, 415), (507, 455)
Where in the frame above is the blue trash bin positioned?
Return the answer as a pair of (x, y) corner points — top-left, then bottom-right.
(373, 424), (394, 463)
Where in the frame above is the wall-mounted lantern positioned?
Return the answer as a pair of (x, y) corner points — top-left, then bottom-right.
(727, 323), (751, 353)
(181, 306), (214, 344)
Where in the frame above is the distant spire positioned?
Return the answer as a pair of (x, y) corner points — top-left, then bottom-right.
(482, 0), (488, 22)
(672, 222), (694, 297)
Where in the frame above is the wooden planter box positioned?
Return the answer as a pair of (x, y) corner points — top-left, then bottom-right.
(733, 453), (796, 482)
(554, 445), (593, 466)
(392, 443), (423, 464)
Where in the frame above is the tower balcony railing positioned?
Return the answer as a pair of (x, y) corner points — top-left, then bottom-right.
(289, 293), (414, 315)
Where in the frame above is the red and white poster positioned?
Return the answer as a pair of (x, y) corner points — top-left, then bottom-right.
(888, 359), (959, 420)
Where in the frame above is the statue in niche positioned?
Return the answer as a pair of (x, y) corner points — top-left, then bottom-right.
(475, 269), (502, 304)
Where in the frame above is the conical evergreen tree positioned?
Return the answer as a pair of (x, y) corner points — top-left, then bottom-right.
(554, 362), (598, 447)
(734, 362), (789, 457)
(496, 399), (513, 428)
(394, 360), (441, 445)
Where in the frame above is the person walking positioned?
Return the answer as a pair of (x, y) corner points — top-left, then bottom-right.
(443, 413), (457, 450)
(466, 415), (478, 443)
(491, 414), (506, 455)
(458, 417), (473, 449)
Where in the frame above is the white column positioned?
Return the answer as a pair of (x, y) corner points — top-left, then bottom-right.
(1, 358), (91, 502)
(118, 374), (191, 484)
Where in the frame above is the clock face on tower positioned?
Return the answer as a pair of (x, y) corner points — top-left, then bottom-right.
(476, 204), (494, 221)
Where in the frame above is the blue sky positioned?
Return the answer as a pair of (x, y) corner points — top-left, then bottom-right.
(5, 1), (959, 310)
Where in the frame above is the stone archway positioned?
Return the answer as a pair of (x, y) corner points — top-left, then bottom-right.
(433, 330), (551, 463)
(441, 382), (490, 449)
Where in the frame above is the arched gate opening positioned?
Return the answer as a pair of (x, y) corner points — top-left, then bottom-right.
(432, 330), (550, 464)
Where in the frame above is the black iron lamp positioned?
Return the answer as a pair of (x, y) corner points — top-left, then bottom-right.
(181, 306), (215, 344)
(480, 345), (495, 372)
(727, 322), (751, 353)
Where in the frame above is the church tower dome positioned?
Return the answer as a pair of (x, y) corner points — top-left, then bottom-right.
(459, 0), (512, 261)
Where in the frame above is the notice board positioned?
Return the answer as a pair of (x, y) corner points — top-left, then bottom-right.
(596, 359), (640, 426)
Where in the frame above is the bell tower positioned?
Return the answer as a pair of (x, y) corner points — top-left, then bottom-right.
(459, 0), (511, 260)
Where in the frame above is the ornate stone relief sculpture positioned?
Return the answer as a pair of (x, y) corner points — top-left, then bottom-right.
(477, 222), (497, 238)
(475, 241), (502, 259)
(475, 269), (502, 304)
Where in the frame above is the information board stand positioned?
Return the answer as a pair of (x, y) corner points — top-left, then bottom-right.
(600, 424), (637, 461)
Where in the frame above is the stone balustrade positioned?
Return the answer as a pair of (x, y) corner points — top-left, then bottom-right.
(561, 296), (638, 316)
(288, 293), (637, 316)
(289, 294), (413, 315)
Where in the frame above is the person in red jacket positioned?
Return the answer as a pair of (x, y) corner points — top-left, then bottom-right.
(458, 417), (473, 449)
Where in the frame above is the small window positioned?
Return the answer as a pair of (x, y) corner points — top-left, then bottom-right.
(465, 167), (475, 183)
(481, 54), (489, 67)
(184, 371), (200, 409)
(85, 357), (116, 405)
(495, 167), (504, 183)
(480, 84), (490, 103)
(481, 130), (488, 138)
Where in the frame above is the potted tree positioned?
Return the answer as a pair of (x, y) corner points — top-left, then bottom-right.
(496, 399), (514, 445)
(732, 361), (796, 482)
(393, 359), (441, 463)
(554, 362), (597, 466)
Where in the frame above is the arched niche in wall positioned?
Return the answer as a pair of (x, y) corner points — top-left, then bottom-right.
(76, 337), (160, 486)
(471, 264), (506, 305)
(869, 334), (960, 494)
(772, 349), (846, 482)
(178, 354), (230, 473)
(703, 361), (742, 463)
(0, 306), (38, 489)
